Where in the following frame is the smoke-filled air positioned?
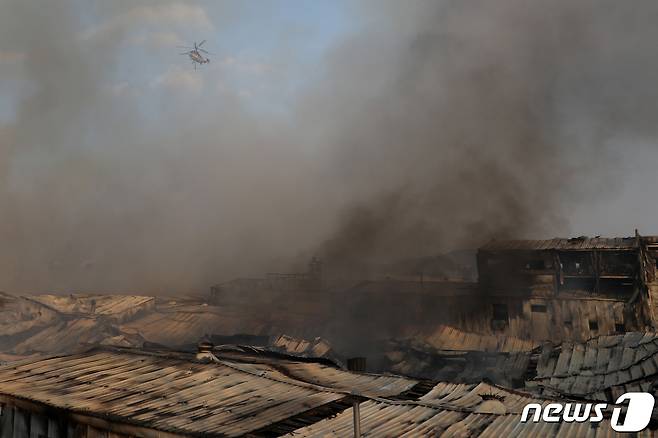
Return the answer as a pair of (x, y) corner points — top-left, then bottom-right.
(2, 0), (658, 293)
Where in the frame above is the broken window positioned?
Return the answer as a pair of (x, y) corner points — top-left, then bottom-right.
(589, 320), (599, 331)
(560, 277), (595, 292)
(599, 251), (636, 277)
(558, 252), (593, 276)
(531, 304), (547, 313)
(599, 278), (634, 298)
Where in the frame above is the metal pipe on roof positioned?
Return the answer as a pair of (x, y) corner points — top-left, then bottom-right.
(353, 401), (361, 437)
(347, 357), (366, 437)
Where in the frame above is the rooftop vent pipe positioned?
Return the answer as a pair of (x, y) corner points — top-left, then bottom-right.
(347, 357), (366, 437)
(347, 357), (366, 373)
(196, 341), (217, 362)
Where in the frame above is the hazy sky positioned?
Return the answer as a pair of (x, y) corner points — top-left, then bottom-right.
(1, 1), (657, 293)
(0, 1), (354, 121)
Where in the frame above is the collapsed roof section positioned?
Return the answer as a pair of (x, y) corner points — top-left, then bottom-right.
(530, 332), (658, 401)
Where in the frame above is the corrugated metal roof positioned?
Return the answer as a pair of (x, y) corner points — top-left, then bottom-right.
(419, 382), (552, 413)
(282, 399), (654, 437)
(121, 306), (228, 345)
(0, 347), (651, 437)
(531, 332), (658, 400)
(283, 401), (464, 437)
(387, 344), (531, 387)
(386, 326), (537, 386)
(0, 347), (420, 437)
(11, 317), (142, 355)
(271, 334), (333, 358)
(421, 325), (538, 352)
(0, 348), (349, 437)
(213, 348), (419, 398)
(480, 237), (639, 251)
(28, 294), (154, 316)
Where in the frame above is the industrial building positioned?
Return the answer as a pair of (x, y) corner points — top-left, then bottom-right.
(474, 232), (658, 341)
(348, 232), (658, 343)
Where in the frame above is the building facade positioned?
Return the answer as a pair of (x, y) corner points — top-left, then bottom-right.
(474, 232), (658, 342)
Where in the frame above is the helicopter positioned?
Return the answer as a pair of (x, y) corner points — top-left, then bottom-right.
(179, 40), (211, 69)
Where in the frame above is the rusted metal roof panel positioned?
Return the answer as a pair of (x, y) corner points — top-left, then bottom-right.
(481, 237), (638, 251)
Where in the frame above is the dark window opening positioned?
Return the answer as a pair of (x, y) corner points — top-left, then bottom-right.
(564, 320), (573, 328)
(491, 303), (509, 330)
(599, 251), (636, 277)
(615, 323), (625, 333)
(599, 278), (634, 298)
(485, 257), (502, 266)
(531, 304), (547, 313)
(589, 320), (599, 331)
(525, 260), (546, 270)
(560, 277), (595, 292)
(493, 304), (508, 320)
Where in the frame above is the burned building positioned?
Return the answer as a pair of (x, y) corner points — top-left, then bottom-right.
(342, 232), (658, 345)
(474, 232), (658, 342)
(204, 232), (658, 349)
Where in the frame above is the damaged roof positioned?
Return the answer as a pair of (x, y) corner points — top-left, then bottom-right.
(419, 381), (552, 413)
(0, 346), (648, 437)
(419, 325), (539, 353)
(0, 347), (417, 437)
(283, 390), (640, 438)
(531, 332), (658, 401)
(27, 294), (154, 316)
(385, 326), (538, 385)
(480, 237), (639, 251)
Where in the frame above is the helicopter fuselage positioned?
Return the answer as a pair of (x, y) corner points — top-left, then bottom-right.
(189, 50), (209, 64)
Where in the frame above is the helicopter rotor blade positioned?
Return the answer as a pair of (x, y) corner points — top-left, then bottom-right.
(198, 40), (206, 47)
(198, 48), (212, 54)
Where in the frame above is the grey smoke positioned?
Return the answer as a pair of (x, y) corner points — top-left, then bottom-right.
(310, 0), (658, 274)
(1, 0), (658, 293)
